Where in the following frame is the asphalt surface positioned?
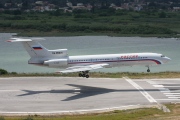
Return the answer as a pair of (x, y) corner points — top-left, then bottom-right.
(0, 77), (180, 115)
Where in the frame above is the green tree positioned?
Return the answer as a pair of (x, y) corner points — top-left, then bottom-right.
(159, 11), (166, 18)
(0, 68), (8, 75)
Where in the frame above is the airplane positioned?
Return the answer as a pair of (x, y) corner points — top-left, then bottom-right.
(7, 38), (171, 78)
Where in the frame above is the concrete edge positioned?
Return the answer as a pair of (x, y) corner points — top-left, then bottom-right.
(0, 104), (166, 116)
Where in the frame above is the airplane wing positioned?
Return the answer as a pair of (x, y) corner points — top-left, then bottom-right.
(57, 63), (109, 73)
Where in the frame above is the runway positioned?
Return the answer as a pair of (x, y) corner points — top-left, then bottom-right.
(0, 77), (180, 115)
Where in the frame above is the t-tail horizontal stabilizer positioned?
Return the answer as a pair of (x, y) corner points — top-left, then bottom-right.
(7, 38), (68, 65)
(7, 38), (45, 42)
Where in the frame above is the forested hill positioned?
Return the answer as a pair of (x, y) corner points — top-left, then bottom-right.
(0, 0), (179, 7)
(0, 0), (179, 37)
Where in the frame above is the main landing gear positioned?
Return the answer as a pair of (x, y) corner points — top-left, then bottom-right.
(79, 71), (89, 78)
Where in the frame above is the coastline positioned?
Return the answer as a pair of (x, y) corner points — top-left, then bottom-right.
(1, 30), (179, 38)
(0, 27), (178, 38)
(1, 71), (180, 79)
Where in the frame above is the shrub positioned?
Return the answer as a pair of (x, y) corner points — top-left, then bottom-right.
(11, 72), (17, 75)
(23, 116), (33, 120)
(0, 68), (8, 75)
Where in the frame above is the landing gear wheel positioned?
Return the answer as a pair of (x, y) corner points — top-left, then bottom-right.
(147, 69), (150, 72)
(78, 71), (90, 78)
(85, 75), (89, 78)
(79, 73), (82, 77)
(82, 74), (86, 77)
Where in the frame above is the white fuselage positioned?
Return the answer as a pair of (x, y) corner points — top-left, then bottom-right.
(42, 52), (170, 69)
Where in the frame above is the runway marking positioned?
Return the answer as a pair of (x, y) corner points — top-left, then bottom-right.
(153, 85), (164, 88)
(166, 95), (180, 96)
(161, 91), (171, 93)
(156, 99), (180, 101)
(158, 88), (171, 92)
(124, 77), (157, 103)
(164, 93), (180, 95)
(146, 79), (180, 81)
(163, 86), (180, 87)
(168, 97), (180, 99)
(147, 80), (180, 100)
(146, 80), (157, 85)
(74, 89), (81, 90)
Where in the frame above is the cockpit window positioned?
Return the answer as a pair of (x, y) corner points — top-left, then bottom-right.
(161, 55), (165, 57)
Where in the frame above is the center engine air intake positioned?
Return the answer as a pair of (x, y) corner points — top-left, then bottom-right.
(44, 59), (67, 67)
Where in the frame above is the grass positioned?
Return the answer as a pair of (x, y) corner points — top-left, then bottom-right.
(1, 71), (180, 79)
(2, 103), (180, 120)
(0, 108), (167, 120)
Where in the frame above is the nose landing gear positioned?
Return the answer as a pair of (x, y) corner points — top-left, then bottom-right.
(79, 71), (89, 78)
(147, 66), (150, 72)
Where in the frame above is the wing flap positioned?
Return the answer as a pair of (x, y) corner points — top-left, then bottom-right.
(57, 63), (109, 73)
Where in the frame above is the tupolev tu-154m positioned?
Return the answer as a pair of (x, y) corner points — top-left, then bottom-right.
(7, 38), (171, 78)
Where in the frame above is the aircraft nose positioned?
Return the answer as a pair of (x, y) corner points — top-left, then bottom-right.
(163, 57), (171, 63)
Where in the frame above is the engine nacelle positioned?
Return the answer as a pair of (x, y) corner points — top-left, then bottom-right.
(44, 59), (67, 67)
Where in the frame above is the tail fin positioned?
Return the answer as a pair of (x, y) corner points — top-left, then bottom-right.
(7, 38), (68, 59)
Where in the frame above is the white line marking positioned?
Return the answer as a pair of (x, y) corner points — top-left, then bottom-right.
(168, 97), (180, 99)
(166, 95), (180, 97)
(153, 85), (180, 88)
(146, 80), (157, 85)
(159, 83), (180, 85)
(164, 93), (180, 95)
(74, 89), (81, 90)
(153, 85), (164, 88)
(159, 88), (171, 92)
(124, 77), (157, 103)
(161, 91), (171, 93)
(152, 84), (171, 93)
(163, 86), (180, 87)
(156, 99), (180, 101)
(146, 79), (180, 81)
